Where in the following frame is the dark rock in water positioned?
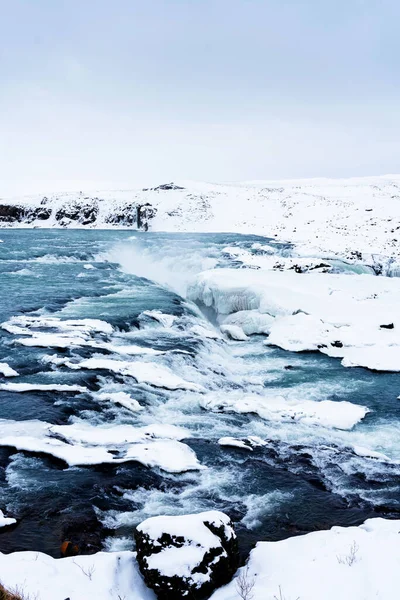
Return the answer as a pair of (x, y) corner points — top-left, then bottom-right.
(60, 540), (79, 557)
(60, 510), (104, 556)
(380, 323), (394, 329)
(135, 511), (239, 600)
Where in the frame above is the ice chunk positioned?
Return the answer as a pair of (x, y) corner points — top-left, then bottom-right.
(67, 358), (204, 391)
(0, 362), (19, 377)
(220, 324), (248, 341)
(0, 509), (16, 528)
(201, 392), (369, 430)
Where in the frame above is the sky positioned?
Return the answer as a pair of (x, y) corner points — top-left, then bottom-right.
(1, 0), (400, 193)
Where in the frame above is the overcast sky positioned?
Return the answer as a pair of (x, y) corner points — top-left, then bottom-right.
(1, 0), (400, 192)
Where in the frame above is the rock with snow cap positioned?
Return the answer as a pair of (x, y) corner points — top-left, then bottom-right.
(135, 510), (239, 599)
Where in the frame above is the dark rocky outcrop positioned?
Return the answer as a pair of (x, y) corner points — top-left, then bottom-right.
(55, 200), (99, 225)
(135, 511), (239, 600)
(104, 203), (138, 226)
(137, 203), (157, 230)
(0, 204), (51, 223)
(143, 182), (185, 192)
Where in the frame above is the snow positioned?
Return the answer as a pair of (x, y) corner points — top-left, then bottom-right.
(66, 357), (204, 391)
(2, 315), (113, 336)
(200, 392), (369, 430)
(218, 436), (267, 451)
(0, 518), (400, 600)
(125, 439), (203, 473)
(0, 362), (19, 377)
(218, 437), (254, 451)
(0, 550), (155, 600)
(209, 518), (400, 600)
(96, 391), (143, 412)
(0, 419), (202, 471)
(2, 176), (400, 264)
(220, 310), (274, 335)
(0, 382), (87, 393)
(137, 511), (234, 583)
(0, 509), (16, 528)
(189, 268), (400, 371)
(220, 324), (248, 341)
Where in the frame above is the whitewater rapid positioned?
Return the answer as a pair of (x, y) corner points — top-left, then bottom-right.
(0, 230), (399, 558)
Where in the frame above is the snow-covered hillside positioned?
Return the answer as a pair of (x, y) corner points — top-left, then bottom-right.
(1, 175), (400, 261)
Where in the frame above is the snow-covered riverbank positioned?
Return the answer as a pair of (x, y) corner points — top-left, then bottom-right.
(1, 518), (399, 600)
(2, 175), (400, 265)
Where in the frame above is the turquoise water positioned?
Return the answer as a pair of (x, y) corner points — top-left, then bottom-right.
(0, 230), (399, 558)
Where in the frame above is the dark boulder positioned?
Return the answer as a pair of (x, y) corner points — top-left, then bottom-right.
(135, 511), (239, 599)
(60, 510), (104, 556)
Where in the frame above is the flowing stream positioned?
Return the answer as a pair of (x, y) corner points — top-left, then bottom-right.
(0, 230), (399, 559)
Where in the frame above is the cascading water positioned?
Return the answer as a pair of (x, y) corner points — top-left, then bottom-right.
(0, 230), (399, 560)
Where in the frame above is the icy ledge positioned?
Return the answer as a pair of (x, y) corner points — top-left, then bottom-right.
(0, 518), (399, 600)
(188, 268), (400, 371)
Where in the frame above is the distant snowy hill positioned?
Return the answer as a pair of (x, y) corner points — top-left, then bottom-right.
(1, 176), (400, 260)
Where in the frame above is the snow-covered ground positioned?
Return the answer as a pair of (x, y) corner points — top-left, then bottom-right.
(2, 175), (400, 262)
(0, 518), (399, 600)
(210, 518), (400, 600)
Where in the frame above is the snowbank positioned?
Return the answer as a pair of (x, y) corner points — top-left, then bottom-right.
(2, 176), (400, 262)
(1, 518), (399, 600)
(189, 268), (400, 371)
(0, 550), (155, 600)
(210, 518), (400, 600)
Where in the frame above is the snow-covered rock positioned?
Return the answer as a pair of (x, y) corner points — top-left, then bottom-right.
(135, 511), (239, 599)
